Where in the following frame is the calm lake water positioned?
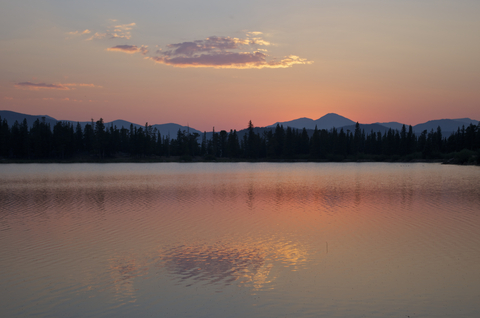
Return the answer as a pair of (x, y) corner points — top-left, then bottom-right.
(1, 163), (479, 318)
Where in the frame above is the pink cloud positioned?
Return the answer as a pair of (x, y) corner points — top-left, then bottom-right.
(150, 32), (311, 69)
(15, 82), (70, 90)
(63, 83), (102, 88)
(151, 52), (311, 69)
(14, 82), (102, 90)
(106, 45), (148, 55)
(163, 36), (251, 57)
(74, 26), (311, 70)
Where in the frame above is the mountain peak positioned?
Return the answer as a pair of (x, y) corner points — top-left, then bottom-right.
(266, 113), (355, 130)
(314, 113), (355, 129)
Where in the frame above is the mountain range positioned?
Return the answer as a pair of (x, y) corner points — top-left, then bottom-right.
(0, 110), (202, 138)
(268, 113), (479, 136)
(267, 113), (355, 130)
(1, 110), (478, 138)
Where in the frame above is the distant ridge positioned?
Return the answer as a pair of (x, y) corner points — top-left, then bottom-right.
(0, 110), (201, 138)
(0, 110), (58, 128)
(413, 118), (479, 135)
(340, 123), (391, 135)
(267, 113), (355, 130)
(1, 110), (478, 138)
(374, 122), (406, 131)
(266, 113), (479, 136)
(314, 113), (356, 130)
(267, 117), (316, 130)
(453, 118), (479, 125)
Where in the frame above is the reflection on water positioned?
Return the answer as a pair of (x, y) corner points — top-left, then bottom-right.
(1, 163), (480, 318)
(162, 245), (269, 287)
(159, 240), (307, 289)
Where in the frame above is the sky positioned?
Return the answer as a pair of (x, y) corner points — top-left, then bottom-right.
(1, 0), (479, 131)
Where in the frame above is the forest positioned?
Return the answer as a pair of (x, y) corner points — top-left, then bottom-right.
(1, 117), (479, 163)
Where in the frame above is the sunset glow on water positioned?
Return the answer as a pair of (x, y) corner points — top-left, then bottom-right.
(1, 163), (479, 317)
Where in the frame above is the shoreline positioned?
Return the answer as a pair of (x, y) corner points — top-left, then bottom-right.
(1, 156), (478, 165)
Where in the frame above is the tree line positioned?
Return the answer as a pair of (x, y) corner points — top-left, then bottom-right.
(1, 116), (479, 162)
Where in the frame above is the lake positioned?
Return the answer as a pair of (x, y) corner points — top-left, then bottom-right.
(1, 162), (479, 317)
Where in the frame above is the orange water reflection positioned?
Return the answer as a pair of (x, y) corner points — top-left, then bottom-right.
(1, 163), (480, 317)
(158, 240), (307, 289)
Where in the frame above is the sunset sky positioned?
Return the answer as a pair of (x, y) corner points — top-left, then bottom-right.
(1, 0), (479, 131)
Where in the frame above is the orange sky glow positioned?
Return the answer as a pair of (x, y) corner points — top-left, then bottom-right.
(1, 1), (479, 131)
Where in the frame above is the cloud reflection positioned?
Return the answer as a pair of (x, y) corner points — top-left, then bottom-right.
(159, 241), (307, 289)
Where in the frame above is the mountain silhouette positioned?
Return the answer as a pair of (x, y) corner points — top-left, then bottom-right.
(266, 114), (479, 136)
(0, 110), (58, 128)
(0, 110), (201, 137)
(413, 119), (479, 135)
(374, 121), (406, 131)
(267, 113), (355, 130)
(340, 123), (391, 135)
(1, 110), (478, 138)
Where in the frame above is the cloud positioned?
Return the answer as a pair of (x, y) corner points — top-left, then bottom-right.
(71, 25), (311, 70)
(162, 36), (252, 57)
(86, 32), (108, 40)
(68, 21), (136, 41)
(62, 83), (102, 88)
(86, 22), (136, 40)
(113, 23), (135, 32)
(66, 29), (91, 39)
(151, 52), (311, 69)
(107, 45), (148, 55)
(68, 29), (91, 35)
(15, 82), (70, 90)
(4, 97), (13, 100)
(150, 32), (312, 69)
(15, 82), (101, 90)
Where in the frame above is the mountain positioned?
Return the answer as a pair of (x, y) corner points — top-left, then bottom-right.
(267, 117), (316, 130)
(0, 110), (58, 127)
(454, 118), (479, 126)
(314, 113), (356, 130)
(102, 121), (201, 137)
(339, 123), (390, 135)
(106, 120), (141, 130)
(267, 113), (355, 130)
(413, 118), (479, 136)
(2, 110), (478, 139)
(374, 121), (406, 131)
(151, 123), (202, 137)
(267, 114), (479, 136)
(0, 110), (202, 138)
